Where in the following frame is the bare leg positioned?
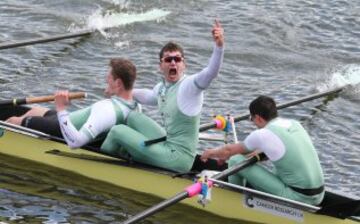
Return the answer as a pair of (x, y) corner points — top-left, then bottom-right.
(6, 107), (50, 125)
(5, 116), (24, 125)
(21, 107), (50, 117)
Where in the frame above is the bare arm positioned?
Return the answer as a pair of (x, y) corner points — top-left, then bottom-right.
(200, 142), (247, 162)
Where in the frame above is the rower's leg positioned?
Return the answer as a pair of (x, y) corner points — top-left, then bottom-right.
(101, 124), (193, 172)
(126, 112), (166, 139)
(6, 106), (50, 125)
(0, 105), (31, 121)
(6, 109), (62, 137)
(229, 155), (325, 205)
(101, 112), (165, 157)
(228, 154), (286, 194)
(21, 107), (50, 117)
(5, 116), (24, 125)
(100, 124), (131, 157)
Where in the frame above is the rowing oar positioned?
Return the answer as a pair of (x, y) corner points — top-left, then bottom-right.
(0, 29), (94, 50)
(122, 153), (267, 224)
(0, 92), (86, 107)
(199, 85), (346, 132)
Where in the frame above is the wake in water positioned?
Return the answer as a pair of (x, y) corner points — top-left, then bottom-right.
(67, 4), (170, 48)
(68, 4), (170, 39)
(86, 8), (170, 32)
(317, 64), (360, 98)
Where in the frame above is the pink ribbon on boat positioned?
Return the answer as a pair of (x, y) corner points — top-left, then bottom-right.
(185, 180), (213, 197)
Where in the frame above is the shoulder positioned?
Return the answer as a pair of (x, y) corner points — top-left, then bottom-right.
(247, 128), (270, 140)
(270, 117), (294, 128)
(92, 99), (113, 107)
(244, 128), (280, 148)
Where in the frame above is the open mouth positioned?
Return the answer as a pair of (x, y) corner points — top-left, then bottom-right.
(169, 68), (177, 76)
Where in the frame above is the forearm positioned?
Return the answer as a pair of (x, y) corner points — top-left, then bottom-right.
(217, 143), (244, 160)
(211, 145), (233, 161)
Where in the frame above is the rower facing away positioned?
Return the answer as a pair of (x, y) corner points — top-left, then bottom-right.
(201, 96), (325, 205)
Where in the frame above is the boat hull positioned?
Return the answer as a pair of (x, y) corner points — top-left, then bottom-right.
(0, 122), (359, 223)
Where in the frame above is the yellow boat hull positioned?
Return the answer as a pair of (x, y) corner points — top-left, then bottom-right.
(0, 124), (358, 224)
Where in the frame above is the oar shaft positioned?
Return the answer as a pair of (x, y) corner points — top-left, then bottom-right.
(0, 30), (93, 50)
(122, 153), (265, 224)
(213, 153), (266, 180)
(275, 86), (345, 110)
(199, 86), (346, 132)
(122, 192), (188, 224)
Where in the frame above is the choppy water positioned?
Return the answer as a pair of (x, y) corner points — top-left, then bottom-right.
(0, 0), (359, 223)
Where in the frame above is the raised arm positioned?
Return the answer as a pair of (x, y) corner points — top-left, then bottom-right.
(177, 20), (224, 116)
(193, 20), (224, 89)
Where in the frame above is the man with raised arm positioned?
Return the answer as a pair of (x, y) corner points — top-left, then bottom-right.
(201, 96), (325, 205)
(101, 20), (225, 172)
(7, 58), (140, 149)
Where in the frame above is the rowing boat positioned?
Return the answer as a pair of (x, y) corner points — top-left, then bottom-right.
(0, 106), (359, 224)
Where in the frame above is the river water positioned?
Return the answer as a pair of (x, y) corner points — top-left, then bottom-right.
(0, 0), (359, 223)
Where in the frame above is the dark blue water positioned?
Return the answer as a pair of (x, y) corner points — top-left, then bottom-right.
(0, 0), (359, 223)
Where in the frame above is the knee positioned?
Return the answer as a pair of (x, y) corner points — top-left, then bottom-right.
(107, 125), (126, 137)
(6, 116), (22, 125)
(102, 125), (127, 148)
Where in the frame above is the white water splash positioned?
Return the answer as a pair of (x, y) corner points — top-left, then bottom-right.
(114, 40), (130, 48)
(318, 64), (360, 92)
(86, 8), (170, 33)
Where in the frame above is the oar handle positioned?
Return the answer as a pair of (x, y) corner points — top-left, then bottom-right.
(0, 92), (87, 107)
(26, 92), (87, 104)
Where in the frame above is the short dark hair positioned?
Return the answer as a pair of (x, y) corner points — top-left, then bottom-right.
(249, 95), (278, 121)
(159, 41), (184, 61)
(109, 58), (136, 90)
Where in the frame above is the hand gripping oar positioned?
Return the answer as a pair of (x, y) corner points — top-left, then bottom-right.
(122, 153), (267, 224)
(199, 85), (346, 132)
(0, 92), (86, 107)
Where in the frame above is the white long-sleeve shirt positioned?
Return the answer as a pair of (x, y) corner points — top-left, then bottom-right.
(57, 98), (137, 149)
